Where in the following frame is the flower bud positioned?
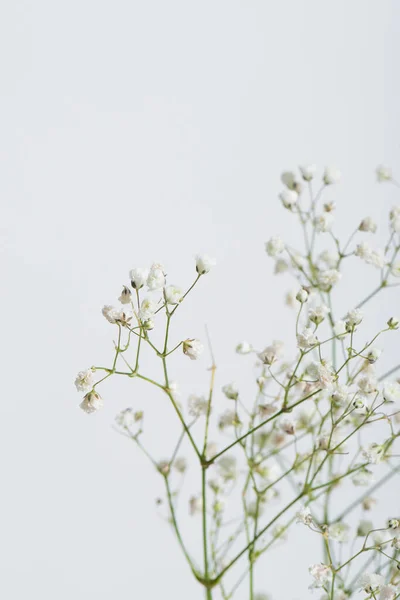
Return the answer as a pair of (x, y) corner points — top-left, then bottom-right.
(388, 519), (399, 529)
(129, 267), (149, 290)
(183, 338), (204, 360)
(80, 391), (103, 414)
(299, 164), (316, 181)
(195, 254), (216, 275)
(143, 319), (155, 330)
(119, 285), (132, 304)
(323, 166), (341, 185)
(359, 217), (377, 233)
(296, 288), (309, 303)
(388, 316), (400, 330)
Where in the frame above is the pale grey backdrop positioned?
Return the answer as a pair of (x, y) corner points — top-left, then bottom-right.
(1, 1), (400, 599)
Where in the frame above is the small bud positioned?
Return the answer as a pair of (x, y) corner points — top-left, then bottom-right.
(366, 348), (382, 364)
(323, 166), (341, 185)
(143, 319), (155, 330)
(222, 383), (239, 400)
(296, 288), (309, 303)
(376, 164), (392, 182)
(389, 519), (399, 529)
(359, 217), (377, 233)
(157, 461), (170, 476)
(299, 164), (316, 181)
(129, 267), (149, 290)
(182, 338), (204, 360)
(353, 398), (365, 410)
(119, 285), (132, 304)
(195, 254), (216, 275)
(323, 201), (336, 212)
(388, 316), (400, 330)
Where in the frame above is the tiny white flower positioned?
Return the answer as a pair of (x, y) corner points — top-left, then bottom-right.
(265, 236), (285, 257)
(102, 305), (123, 324)
(236, 341), (252, 354)
(379, 584), (397, 600)
(281, 170), (302, 191)
(274, 258), (289, 274)
(319, 249), (339, 268)
(258, 341), (284, 365)
(346, 308), (363, 328)
(333, 320), (348, 337)
(129, 267), (149, 289)
(383, 381), (400, 403)
(189, 495), (203, 516)
(296, 505), (312, 525)
(362, 443), (384, 464)
(75, 368), (95, 392)
(314, 213), (334, 232)
(307, 361), (335, 389)
(139, 298), (157, 321)
(195, 254), (216, 275)
(118, 285), (132, 304)
(331, 384), (350, 406)
(359, 217), (377, 233)
(329, 522), (349, 543)
(318, 269), (342, 290)
(358, 572), (384, 593)
(299, 164), (316, 181)
(279, 189), (298, 209)
(366, 347), (382, 364)
(376, 164), (392, 182)
(309, 304), (330, 325)
(165, 285), (183, 305)
(182, 339), (204, 360)
(188, 394), (209, 417)
(358, 374), (378, 395)
(352, 468), (374, 486)
(357, 519), (373, 536)
(173, 457), (187, 473)
(309, 563), (331, 588)
(116, 408), (136, 428)
(280, 418), (295, 435)
(323, 166), (341, 185)
(222, 383), (239, 400)
(218, 409), (240, 430)
(297, 327), (318, 350)
(80, 390), (103, 414)
(147, 263), (166, 291)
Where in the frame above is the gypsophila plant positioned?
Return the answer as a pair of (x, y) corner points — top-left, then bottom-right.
(75, 165), (400, 600)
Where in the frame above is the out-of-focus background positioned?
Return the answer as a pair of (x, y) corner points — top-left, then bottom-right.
(1, 1), (400, 598)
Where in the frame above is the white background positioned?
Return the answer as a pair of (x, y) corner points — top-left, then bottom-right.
(1, 1), (400, 599)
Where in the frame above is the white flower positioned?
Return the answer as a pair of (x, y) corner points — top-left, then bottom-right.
(366, 347), (382, 363)
(183, 339), (204, 360)
(362, 443), (384, 464)
(75, 368), (95, 392)
(279, 189), (298, 209)
(118, 285), (132, 304)
(217, 456), (237, 480)
(314, 213), (334, 232)
(139, 298), (157, 321)
(80, 391), (103, 414)
(236, 341), (252, 354)
(280, 418), (295, 435)
(331, 384), (350, 406)
(274, 258), (289, 274)
(222, 383), (239, 400)
(165, 285), (183, 305)
(383, 381), (400, 402)
(358, 374), (378, 395)
(355, 241), (372, 260)
(309, 564), (331, 588)
(318, 269), (342, 290)
(352, 468), (374, 486)
(391, 261), (400, 277)
(116, 408), (136, 428)
(296, 288), (309, 303)
(297, 327), (318, 350)
(379, 584), (397, 600)
(319, 250), (339, 268)
(309, 304), (330, 325)
(346, 308), (363, 328)
(376, 164), (392, 182)
(102, 305), (123, 324)
(359, 572), (384, 593)
(129, 267), (149, 289)
(329, 522), (349, 543)
(307, 361), (335, 389)
(296, 505), (312, 525)
(281, 170), (302, 191)
(357, 520), (373, 536)
(189, 495), (203, 516)
(258, 341), (284, 365)
(188, 394), (209, 417)
(218, 409), (239, 429)
(147, 263), (166, 291)
(196, 254), (216, 275)
(265, 236), (285, 257)
(333, 320), (348, 337)
(355, 242), (385, 268)
(388, 316), (400, 330)
(323, 166), (341, 185)
(299, 164), (316, 181)
(359, 217), (377, 233)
